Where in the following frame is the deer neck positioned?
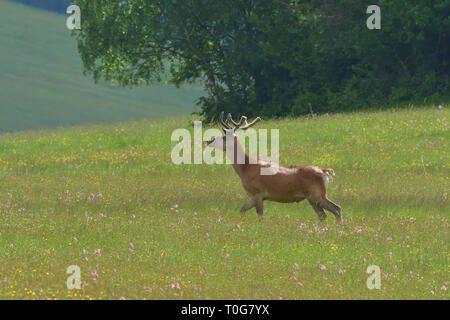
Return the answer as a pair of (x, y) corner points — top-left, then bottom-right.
(226, 137), (256, 178)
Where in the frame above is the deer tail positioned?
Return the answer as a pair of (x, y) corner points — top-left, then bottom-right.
(321, 168), (335, 178)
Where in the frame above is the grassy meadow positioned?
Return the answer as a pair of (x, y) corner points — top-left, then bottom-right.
(0, 107), (448, 299)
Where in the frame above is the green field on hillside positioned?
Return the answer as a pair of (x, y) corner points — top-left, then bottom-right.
(0, 107), (448, 299)
(0, 0), (203, 132)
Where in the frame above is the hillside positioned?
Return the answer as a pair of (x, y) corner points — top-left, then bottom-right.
(10, 0), (70, 13)
(0, 0), (203, 132)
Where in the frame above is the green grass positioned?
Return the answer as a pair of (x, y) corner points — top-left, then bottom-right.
(0, 0), (203, 132)
(0, 107), (448, 299)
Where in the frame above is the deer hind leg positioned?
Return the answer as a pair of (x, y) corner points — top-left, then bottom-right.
(308, 199), (327, 221)
(320, 198), (342, 222)
(240, 198), (255, 214)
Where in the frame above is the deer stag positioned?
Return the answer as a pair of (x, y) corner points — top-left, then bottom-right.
(205, 112), (342, 222)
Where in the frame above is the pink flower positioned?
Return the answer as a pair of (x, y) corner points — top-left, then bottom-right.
(170, 282), (180, 289)
(320, 264), (327, 271)
(297, 282), (303, 287)
(8, 243), (13, 248)
(387, 237), (392, 241)
(441, 285), (447, 291)
(437, 105), (442, 110)
(293, 263), (299, 270)
(144, 286), (152, 293)
(338, 269), (346, 275)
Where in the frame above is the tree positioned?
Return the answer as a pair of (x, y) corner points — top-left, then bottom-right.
(72, 0), (305, 119)
(72, 0), (449, 119)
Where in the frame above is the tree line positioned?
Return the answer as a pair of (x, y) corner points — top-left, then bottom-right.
(70, 0), (449, 119)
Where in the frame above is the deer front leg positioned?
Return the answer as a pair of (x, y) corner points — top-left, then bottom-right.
(240, 198), (255, 214)
(254, 194), (264, 217)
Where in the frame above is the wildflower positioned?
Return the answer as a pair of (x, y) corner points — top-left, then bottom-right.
(171, 282), (180, 289)
(297, 282), (303, 287)
(144, 286), (152, 293)
(320, 264), (327, 271)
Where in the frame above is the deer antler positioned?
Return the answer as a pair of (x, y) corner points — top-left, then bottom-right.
(238, 116), (261, 130)
(227, 113), (247, 130)
(219, 111), (232, 129)
(219, 112), (261, 131)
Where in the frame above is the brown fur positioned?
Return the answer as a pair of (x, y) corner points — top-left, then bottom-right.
(207, 113), (342, 221)
(208, 134), (342, 221)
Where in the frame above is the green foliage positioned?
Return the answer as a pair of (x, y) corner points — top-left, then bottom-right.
(73, 0), (449, 119)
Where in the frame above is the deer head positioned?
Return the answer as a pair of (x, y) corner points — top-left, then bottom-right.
(205, 112), (261, 151)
